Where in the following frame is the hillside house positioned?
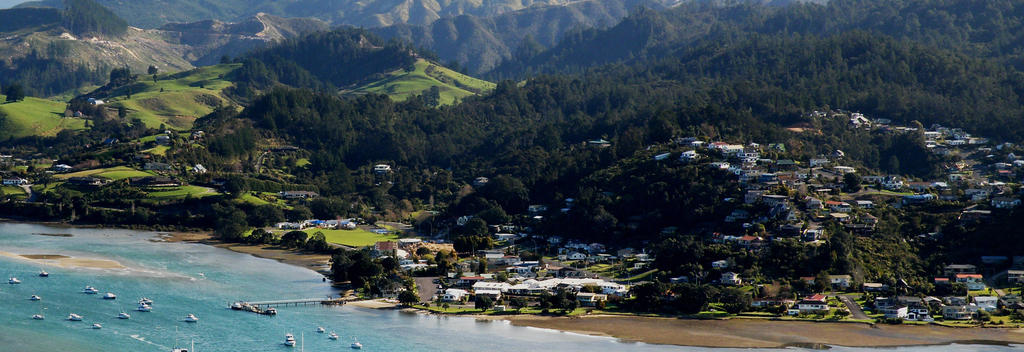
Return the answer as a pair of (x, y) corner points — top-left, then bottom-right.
(954, 273), (986, 290)
(720, 272), (742, 285)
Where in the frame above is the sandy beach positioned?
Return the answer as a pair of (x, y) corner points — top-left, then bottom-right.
(484, 314), (1024, 348)
(0, 250), (126, 270)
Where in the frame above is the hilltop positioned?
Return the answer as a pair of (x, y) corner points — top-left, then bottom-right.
(349, 59), (495, 105)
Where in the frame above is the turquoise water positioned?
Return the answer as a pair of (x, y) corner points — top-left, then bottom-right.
(0, 223), (1019, 352)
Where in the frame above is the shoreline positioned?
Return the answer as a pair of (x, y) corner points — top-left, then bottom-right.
(6, 220), (1024, 349)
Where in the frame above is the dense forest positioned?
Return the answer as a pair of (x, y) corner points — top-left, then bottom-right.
(61, 0), (128, 37)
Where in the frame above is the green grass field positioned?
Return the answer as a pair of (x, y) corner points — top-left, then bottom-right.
(288, 228), (397, 247)
(146, 185), (218, 200)
(56, 166), (154, 180)
(101, 64), (240, 130)
(1, 186), (27, 199)
(352, 59), (496, 106)
(142, 145), (170, 156)
(0, 96), (87, 138)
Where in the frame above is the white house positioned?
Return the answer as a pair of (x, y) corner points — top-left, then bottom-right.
(720, 272), (742, 285)
(567, 252), (587, 260)
(2, 178), (28, 186)
(797, 294), (829, 314)
(711, 260), (729, 269)
(974, 296), (998, 311)
(441, 289), (468, 302)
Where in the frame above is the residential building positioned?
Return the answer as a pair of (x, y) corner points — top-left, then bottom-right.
(829, 275), (852, 290)
(942, 305), (973, 320)
(720, 272), (742, 286)
(954, 273), (985, 290)
(576, 293), (608, 307)
(974, 296), (998, 311)
(1008, 270), (1024, 284)
(797, 294), (829, 314)
(441, 289), (468, 302)
(944, 264), (977, 276)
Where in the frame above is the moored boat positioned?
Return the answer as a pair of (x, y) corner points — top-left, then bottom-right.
(68, 313), (83, 321)
(184, 314), (199, 322)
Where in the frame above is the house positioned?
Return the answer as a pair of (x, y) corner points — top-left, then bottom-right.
(803, 228), (825, 242)
(827, 201), (852, 213)
(567, 252), (587, 261)
(942, 305), (973, 320)
(576, 292), (608, 307)
(1008, 270), (1024, 284)
(854, 200), (874, 209)
(456, 276), (486, 287)
(797, 294), (829, 314)
(144, 162), (173, 171)
(881, 306), (909, 319)
(472, 177), (490, 187)
(129, 176), (181, 187)
(528, 205), (549, 214)
(954, 273), (986, 290)
(762, 195), (788, 207)
(279, 191), (319, 199)
(805, 197), (823, 209)
(680, 150), (699, 161)
(587, 139), (612, 148)
(974, 296), (998, 311)
(191, 164), (207, 174)
(52, 164), (73, 173)
(829, 275), (852, 290)
(155, 135), (171, 146)
(944, 264), (977, 276)
(2, 178), (29, 186)
(67, 177), (106, 187)
(862, 283), (889, 292)
(87, 98), (104, 105)
(810, 158), (829, 167)
(992, 197), (1021, 209)
(373, 241), (397, 257)
(720, 272), (742, 286)
(711, 260), (729, 269)
(441, 288), (468, 302)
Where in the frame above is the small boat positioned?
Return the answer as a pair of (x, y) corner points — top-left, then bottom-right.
(92, 323), (102, 329)
(328, 332), (339, 340)
(83, 286), (99, 294)
(265, 307), (277, 315)
(316, 326), (325, 333)
(103, 292), (117, 300)
(68, 313), (83, 321)
(32, 314), (44, 320)
(38, 270), (48, 277)
(230, 302), (243, 310)
(351, 338), (362, 349)
(172, 339), (193, 352)
(9, 277), (21, 284)
(284, 333), (296, 347)
(137, 304), (152, 312)
(118, 312), (131, 319)
(184, 314), (199, 322)
(30, 295), (41, 301)
(139, 297), (153, 305)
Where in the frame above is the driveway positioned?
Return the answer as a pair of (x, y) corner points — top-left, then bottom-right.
(839, 295), (870, 320)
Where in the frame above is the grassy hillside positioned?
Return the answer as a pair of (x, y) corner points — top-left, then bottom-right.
(351, 59), (496, 105)
(55, 166), (153, 180)
(99, 64), (240, 130)
(0, 95), (86, 138)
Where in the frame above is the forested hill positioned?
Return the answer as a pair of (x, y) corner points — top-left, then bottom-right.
(492, 0), (1024, 77)
(228, 29), (421, 95)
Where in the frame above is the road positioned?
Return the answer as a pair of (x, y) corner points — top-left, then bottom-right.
(20, 184), (35, 202)
(838, 295), (869, 320)
(414, 276), (439, 303)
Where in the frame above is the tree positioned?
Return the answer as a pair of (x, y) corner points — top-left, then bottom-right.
(280, 230), (308, 248)
(305, 231), (330, 252)
(475, 295), (494, 310)
(4, 83), (25, 102)
(213, 205), (248, 242)
(843, 172), (862, 192)
(510, 297), (528, 311)
(147, 65), (158, 75)
(398, 290), (419, 306)
(248, 204), (285, 228)
(719, 287), (752, 314)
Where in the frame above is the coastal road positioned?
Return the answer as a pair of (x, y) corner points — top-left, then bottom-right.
(839, 295), (869, 320)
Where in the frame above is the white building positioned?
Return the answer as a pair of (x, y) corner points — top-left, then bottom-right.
(441, 289), (468, 302)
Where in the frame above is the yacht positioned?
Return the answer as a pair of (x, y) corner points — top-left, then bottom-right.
(83, 286), (99, 294)
(172, 340), (193, 352)
(118, 312), (131, 319)
(316, 327), (325, 333)
(139, 297), (153, 305)
(30, 295), (41, 301)
(265, 307), (277, 315)
(328, 332), (339, 340)
(230, 302), (243, 310)
(184, 314), (199, 322)
(284, 333), (296, 347)
(9, 277), (21, 284)
(103, 292), (117, 300)
(68, 313), (83, 321)
(351, 338), (363, 349)
(137, 304), (152, 312)
(32, 314), (44, 320)
(92, 323), (102, 329)
(38, 270), (48, 277)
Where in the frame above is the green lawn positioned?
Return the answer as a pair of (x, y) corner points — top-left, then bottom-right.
(142, 145), (170, 156)
(1, 186), (27, 199)
(102, 64), (241, 130)
(295, 228), (397, 247)
(352, 59), (496, 105)
(56, 166), (154, 180)
(146, 185), (218, 200)
(0, 96), (87, 138)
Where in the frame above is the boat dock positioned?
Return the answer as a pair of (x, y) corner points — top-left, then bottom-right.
(231, 298), (346, 315)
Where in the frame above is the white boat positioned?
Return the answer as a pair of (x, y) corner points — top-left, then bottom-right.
(32, 314), (44, 320)
(316, 327), (325, 333)
(30, 295), (41, 301)
(118, 312), (131, 319)
(139, 297), (153, 305)
(92, 323), (102, 329)
(103, 292), (117, 300)
(137, 304), (152, 312)
(230, 302), (242, 310)
(9, 277), (21, 284)
(184, 314), (199, 322)
(83, 286), (99, 294)
(38, 270), (48, 277)
(328, 332), (339, 340)
(68, 313), (83, 321)
(284, 333), (296, 347)
(172, 340), (193, 352)
(351, 338), (362, 349)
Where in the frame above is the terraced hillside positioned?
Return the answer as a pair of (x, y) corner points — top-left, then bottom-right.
(351, 59), (496, 105)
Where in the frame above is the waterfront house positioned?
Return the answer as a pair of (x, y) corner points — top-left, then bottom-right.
(576, 293), (608, 307)
(942, 305), (973, 320)
(797, 294), (829, 314)
(441, 289), (468, 302)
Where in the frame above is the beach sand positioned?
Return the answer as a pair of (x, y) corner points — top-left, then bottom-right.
(0, 251), (125, 270)
(488, 315), (1024, 348)
(347, 299), (400, 309)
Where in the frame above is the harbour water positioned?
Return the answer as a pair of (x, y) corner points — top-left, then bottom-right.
(0, 222), (1019, 351)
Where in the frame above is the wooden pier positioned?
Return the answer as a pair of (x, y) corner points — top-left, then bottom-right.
(231, 298), (346, 315)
